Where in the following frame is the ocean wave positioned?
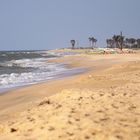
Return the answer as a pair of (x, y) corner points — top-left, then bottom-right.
(0, 51), (68, 91)
(0, 50), (58, 62)
(0, 63), (67, 90)
(0, 57), (55, 68)
(0, 51), (81, 92)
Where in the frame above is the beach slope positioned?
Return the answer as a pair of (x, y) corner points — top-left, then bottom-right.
(0, 52), (140, 139)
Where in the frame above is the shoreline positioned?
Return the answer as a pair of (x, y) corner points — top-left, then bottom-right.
(0, 53), (139, 119)
(0, 65), (86, 95)
(0, 54), (90, 121)
(0, 51), (140, 139)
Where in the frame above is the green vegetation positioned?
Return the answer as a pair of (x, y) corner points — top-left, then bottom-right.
(107, 33), (140, 49)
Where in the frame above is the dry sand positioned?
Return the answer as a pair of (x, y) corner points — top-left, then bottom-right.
(0, 51), (140, 140)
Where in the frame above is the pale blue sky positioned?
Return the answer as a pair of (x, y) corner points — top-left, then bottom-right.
(0, 0), (140, 50)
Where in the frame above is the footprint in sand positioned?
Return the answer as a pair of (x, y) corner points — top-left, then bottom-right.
(27, 117), (35, 122)
(38, 99), (51, 106)
(70, 108), (76, 114)
(100, 117), (109, 121)
(55, 104), (62, 109)
(96, 110), (104, 113)
(66, 132), (74, 136)
(75, 118), (80, 122)
(67, 120), (73, 125)
(85, 135), (90, 139)
(28, 128), (33, 132)
(91, 96), (94, 100)
(78, 97), (83, 100)
(99, 93), (104, 96)
(85, 113), (90, 117)
(128, 104), (137, 111)
(116, 135), (123, 140)
(111, 104), (119, 109)
(10, 128), (17, 133)
(48, 126), (55, 131)
(91, 132), (96, 136)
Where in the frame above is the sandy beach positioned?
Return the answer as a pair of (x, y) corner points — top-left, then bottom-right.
(0, 50), (140, 140)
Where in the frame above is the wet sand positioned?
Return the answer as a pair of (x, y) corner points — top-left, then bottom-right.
(0, 51), (140, 139)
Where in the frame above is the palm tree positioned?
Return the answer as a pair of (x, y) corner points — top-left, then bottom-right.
(89, 37), (92, 48)
(137, 39), (140, 48)
(89, 37), (97, 49)
(106, 39), (114, 48)
(113, 34), (124, 50)
(125, 38), (136, 48)
(70, 40), (75, 49)
(113, 35), (119, 48)
(94, 38), (97, 48)
(119, 35), (124, 50)
(106, 39), (109, 48)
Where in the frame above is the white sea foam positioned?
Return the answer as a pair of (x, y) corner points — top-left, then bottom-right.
(0, 58), (47, 68)
(0, 57), (69, 91)
(0, 51), (83, 92)
(0, 62), (67, 91)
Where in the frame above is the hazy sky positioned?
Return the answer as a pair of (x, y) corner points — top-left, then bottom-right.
(0, 0), (140, 50)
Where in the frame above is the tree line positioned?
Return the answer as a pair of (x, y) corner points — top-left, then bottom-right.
(70, 34), (140, 49)
(106, 34), (140, 49)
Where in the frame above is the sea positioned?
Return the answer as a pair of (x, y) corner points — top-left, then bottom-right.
(0, 50), (83, 93)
